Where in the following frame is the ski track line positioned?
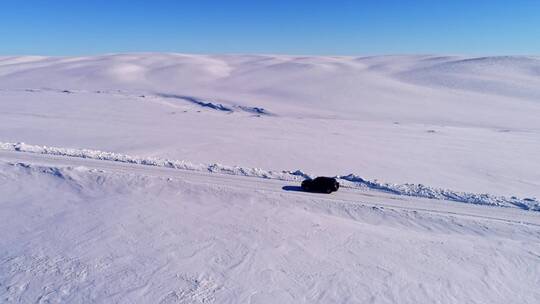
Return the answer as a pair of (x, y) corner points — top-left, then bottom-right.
(1, 150), (539, 227)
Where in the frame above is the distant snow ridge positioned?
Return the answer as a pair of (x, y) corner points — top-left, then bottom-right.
(158, 94), (233, 112)
(2, 89), (274, 116)
(157, 93), (273, 115)
(1, 142), (538, 211)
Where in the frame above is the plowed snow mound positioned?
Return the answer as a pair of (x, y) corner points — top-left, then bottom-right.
(2, 142), (538, 211)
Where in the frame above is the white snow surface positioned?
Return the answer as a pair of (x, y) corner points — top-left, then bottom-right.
(1, 53), (540, 303)
(1, 153), (539, 303)
(1, 54), (539, 198)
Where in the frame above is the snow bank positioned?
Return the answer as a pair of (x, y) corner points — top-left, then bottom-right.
(339, 174), (540, 211)
(0, 142), (309, 181)
(1, 142), (538, 211)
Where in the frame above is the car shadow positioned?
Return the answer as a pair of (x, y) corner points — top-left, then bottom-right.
(282, 185), (304, 192)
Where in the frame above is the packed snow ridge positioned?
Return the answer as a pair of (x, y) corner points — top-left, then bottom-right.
(2, 142), (538, 211)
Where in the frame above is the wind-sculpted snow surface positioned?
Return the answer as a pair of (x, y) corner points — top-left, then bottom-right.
(157, 93), (234, 112)
(2, 142), (537, 211)
(397, 56), (540, 99)
(1, 160), (540, 303)
(157, 93), (273, 115)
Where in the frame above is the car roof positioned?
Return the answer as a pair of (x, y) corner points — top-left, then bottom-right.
(314, 176), (335, 180)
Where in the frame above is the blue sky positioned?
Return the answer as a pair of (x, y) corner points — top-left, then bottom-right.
(1, 0), (539, 56)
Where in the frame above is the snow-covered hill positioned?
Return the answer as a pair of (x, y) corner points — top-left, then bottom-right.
(1, 54), (539, 198)
(1, 53), (540, 303)
(2, 54), (539, 126)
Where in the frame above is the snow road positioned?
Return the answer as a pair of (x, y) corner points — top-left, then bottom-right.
(1, 150), (538, 226)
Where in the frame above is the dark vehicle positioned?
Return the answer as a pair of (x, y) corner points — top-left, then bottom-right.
(301, 177), (340, 193)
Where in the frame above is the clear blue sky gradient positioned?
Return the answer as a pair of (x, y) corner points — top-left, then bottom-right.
(1, 0), (539, 56)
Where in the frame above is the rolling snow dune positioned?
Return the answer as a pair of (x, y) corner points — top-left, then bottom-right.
(1, 54), (540, 126)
